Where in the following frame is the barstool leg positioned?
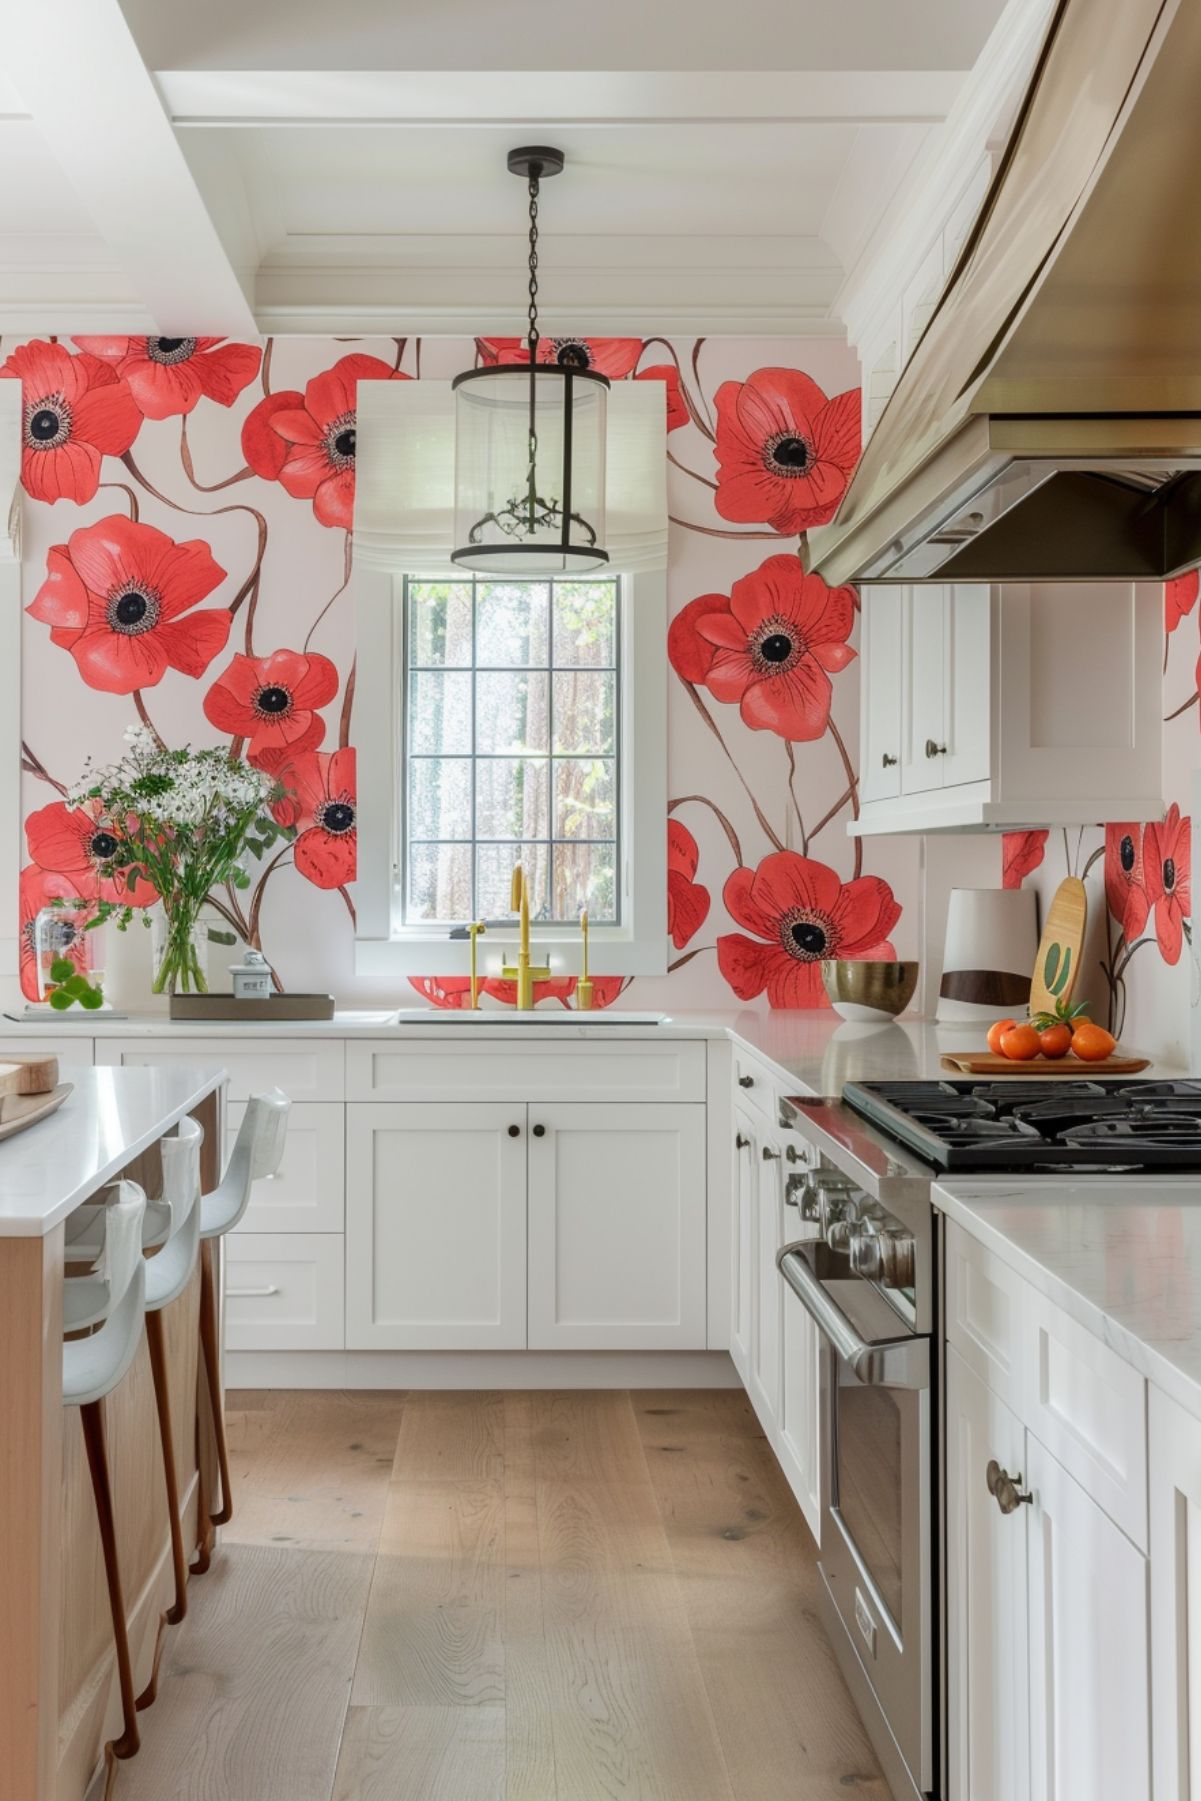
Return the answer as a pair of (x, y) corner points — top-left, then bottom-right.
(80, 1400), (140, 1760)
(198, 1239), (235, 1527)
(145, 1309), (187, 1626)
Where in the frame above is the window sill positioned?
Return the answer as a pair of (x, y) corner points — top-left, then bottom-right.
(353, 928), (668, 980)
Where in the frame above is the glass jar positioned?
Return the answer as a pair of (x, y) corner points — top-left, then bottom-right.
(32, 901), (105, 1010)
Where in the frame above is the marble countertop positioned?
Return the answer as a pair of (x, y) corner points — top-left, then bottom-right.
(936, 1176), (1201, 1425)
(0, 1063), (226, 1237)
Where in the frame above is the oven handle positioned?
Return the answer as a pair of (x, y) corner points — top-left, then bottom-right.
(777, 1240), (929, 1391)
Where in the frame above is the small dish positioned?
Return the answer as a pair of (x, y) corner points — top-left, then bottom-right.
(821, 959), (919, 1022)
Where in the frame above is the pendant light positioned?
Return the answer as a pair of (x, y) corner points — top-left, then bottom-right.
(452, 148), (608, 574)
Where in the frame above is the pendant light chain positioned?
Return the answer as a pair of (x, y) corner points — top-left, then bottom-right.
(526, 174), (540, 362)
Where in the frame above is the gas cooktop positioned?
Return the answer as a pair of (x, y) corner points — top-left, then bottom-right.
(842, 1078), (1201, 1173)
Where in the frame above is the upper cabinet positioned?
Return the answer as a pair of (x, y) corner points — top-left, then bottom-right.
(855, 581), (1164, 835)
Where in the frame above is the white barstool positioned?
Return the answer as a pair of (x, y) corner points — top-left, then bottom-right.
(196, 1090), (290, 1539)
(63, 1180), (148, 1762)
(141, 1117), (203, 1640)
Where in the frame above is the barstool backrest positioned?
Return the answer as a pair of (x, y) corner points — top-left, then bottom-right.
(145, 1116), (204, 1314)
(63, 1182), (148, 1408)
(159, 1115), (203, 1233)
(201, 1089), (290, 1241)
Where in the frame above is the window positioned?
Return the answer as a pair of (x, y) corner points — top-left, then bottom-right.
(402, 576), (620, 927)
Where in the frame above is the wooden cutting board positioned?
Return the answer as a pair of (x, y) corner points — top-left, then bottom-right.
(0, 1082), (72, 1140)
(0, 1054), (59, 1098)
(1029, 876), (1088, 1017)
(941, 1051), (1150, 1077)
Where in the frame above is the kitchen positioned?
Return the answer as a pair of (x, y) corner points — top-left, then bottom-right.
(0, 0), (1198, 1797)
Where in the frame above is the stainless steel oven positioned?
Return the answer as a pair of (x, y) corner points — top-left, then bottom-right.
(778, 1099), (939, 1801)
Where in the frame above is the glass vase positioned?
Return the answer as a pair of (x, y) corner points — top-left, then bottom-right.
(151, 905), (210, 995)
(32, 900), (104, 1008)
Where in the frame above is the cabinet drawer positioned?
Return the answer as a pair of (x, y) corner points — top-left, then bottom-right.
(347, 1038), (706, 1103)
(223, 1234), (344, 1350)
(96, 1036), (345, 1101)
(731, 1047), (783, 1126)
(228, 1101), (344, 1234)
(946, 1221), (1024, 1411)
(0, 1034), (94, 1066)
(1023, 1288), (1147, 1551)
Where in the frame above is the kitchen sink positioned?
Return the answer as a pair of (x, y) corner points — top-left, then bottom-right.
(391, 1009), (668, 1025)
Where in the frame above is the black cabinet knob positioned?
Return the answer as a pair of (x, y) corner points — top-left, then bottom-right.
(738, 1074), (754, 1088)
(508, 1124), (520, 1138)
(532, 1123), (546, 1138)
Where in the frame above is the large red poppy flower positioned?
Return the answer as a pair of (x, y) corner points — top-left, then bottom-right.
(1166, 570), (1199, 632)
(717, 850), (900, 1010)
(677, 554), (856, 740)
(1104, 822), (1151, 940)
(0, 340), (141, 505)
(1002, 830), (1048, 891)
(71, 336), (261, 421)
(26, 799), (156, 907)
(27, 515), (230, 694)
(204, 649), (339, 761)
(714, 368), (860, 534)
(19, 864), (90, 1001)
(1143, 805), (1192, 965)
(242, 354), (408, 530)
(635, 364), (689, 431)
(479, 337), (643, 379)
(668, 820), (710, 949)
(267, 748), (357, 889)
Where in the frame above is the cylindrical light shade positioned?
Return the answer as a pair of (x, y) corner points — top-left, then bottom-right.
(451, 364), (608, 573)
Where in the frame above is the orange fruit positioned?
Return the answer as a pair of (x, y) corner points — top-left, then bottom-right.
(987, 1018), (1017, 1056)
(1071, 1023), (1117, 1062)
(1039, 1023), (1073, 1059)
(999, 1024), (1041, 1061)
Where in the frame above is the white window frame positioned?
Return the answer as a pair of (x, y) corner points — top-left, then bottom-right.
(353, 561), (667, 979)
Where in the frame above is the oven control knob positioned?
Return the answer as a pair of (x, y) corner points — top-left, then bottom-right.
(849, 1224), (916, 1289)
(798, 1170), (856, 1226)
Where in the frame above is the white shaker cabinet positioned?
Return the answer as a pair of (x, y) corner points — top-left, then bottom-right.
(345, 1103), (527, 1349)
(1149, 1384), (1201, 1799)
(730, 1107), (758, 1384)
(527, 1102), (706, 1350)
(945, 1348), (1029, 1801)
(856, 579), (1162, 834)
(777, 1226), (822, 1544)
(748, 1128), (785, 1428)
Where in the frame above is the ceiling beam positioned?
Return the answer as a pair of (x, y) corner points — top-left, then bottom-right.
(4, 0), (258, 337)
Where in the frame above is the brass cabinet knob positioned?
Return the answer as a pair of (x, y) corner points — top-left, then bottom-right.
(735, 1132), (750, 1150)
(784, 1144), (802, 1165)
(762, 1145), (782, 1162)
(738, 1074), (755, 1088)
(882, 753), (899, 767)
(985, 1459), (1032, 1515)
(925, 738), (948, 758)
(532, 1123), (546, 1138)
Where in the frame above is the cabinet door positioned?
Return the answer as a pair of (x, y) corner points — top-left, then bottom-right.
(345, 1103), (527, 1349)
(1149, 1384), (1201, 1800)
(748, 1132), (784, 1430)
(527, 1103), (706, 1350)
(901, 584), (946, 795)
(1026, 1433), (1150, 1801)
(229, 1100), (344, 1234)
(945, 1348), (1029, 1801)
(730, 1107), (758, 1383)
(859, 587), (902, 804)
(941, 584), (991, 787)
(778, 1255), (821, 1544)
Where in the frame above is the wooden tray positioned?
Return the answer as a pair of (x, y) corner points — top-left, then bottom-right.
(941, 1051), (1150, 1077)
(0, 1054), (58, 1098)
(168, 993), (335, 1022)
(0, 1082), (73, 1141)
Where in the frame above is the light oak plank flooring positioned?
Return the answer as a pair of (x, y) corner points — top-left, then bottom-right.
(114, 1390), (886, 1801)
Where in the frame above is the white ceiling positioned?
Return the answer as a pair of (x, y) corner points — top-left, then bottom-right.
(0, 0), (1015, 338)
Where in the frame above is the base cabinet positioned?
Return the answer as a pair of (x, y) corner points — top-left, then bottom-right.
(730, 1108), (757, 1384)
(346, 1103), (527, 1350)
(777, 1275), (821, 1543)
(1150, 1384), (1201, 1799)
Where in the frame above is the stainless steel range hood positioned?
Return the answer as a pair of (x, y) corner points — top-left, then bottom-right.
(811, 0), (1201, 586)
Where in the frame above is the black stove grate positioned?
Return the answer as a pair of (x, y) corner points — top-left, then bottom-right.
(843, 1078), (1201, 1172)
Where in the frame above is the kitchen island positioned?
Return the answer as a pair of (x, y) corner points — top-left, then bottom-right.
(0, 1063), (225, 1801)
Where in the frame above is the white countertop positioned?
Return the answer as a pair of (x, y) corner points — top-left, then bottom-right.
(0, 1064), (226, 1238)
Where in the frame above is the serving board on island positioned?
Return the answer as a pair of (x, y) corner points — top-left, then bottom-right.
(0, 1053), (58, 1097)
(0, 1081), (72, 1141)
(941, 1050), (1150, 1077)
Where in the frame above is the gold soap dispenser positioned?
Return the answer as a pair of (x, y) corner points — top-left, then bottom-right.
(500, 863), (551, 1009)
(576, 909), (593, 1011)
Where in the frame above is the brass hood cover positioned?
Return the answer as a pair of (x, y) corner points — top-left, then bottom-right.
(811, 0), (1201, 585)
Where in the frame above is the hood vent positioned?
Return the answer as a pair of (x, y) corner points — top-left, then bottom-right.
(811, 0), (1201, 586)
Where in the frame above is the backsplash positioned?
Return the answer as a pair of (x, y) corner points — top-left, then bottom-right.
(13, 334), (921, 1011)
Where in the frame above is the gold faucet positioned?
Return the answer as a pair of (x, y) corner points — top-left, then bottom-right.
(576, 909), (594, 1011)
(500, 864), (551, 1009)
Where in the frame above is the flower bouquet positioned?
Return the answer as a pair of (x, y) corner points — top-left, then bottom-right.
(67, 727), (286, 994)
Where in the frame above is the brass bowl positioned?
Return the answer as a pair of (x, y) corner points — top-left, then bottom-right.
(821, 959), (919, 1021)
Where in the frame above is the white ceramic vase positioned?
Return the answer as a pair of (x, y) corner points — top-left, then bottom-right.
(937, 887), (1039, 1023)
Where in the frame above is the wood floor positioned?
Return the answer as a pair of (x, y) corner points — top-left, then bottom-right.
(112, 1388), (889, 1801)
